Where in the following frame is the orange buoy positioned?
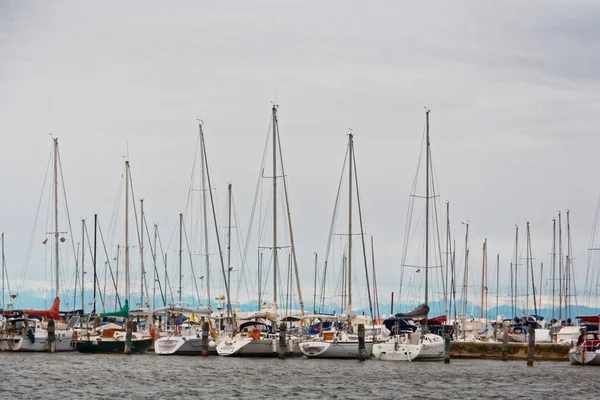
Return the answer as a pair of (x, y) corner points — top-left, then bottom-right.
(250, 327), (261, 340)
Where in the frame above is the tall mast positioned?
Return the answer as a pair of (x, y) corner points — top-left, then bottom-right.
(227, 182), (232, 320)
(461, 222), (469, 322)
(93, 214), (98, 314)
(445, 201), (450, 322)
(53, 138), (59, 298)
(424, 109), (430, 308)
(313, 252), (318, 314)
(348, 133), (353, 310)
(514, 225), (518, 317)
(272, 105), (278, 307)
(115, 245), (120, 310)
(480, 239), (486, 319)
(566, 210), (572, 320)
(81, 220), (85, 311)
(153, 224), (157, 310)
(199, 122), (211, 307)
(125, 161), (130, 303)
(552, 218), (556, 321)
(496, 253), (499, 319)
(179, 213), (183, 303)
(1, 232), (4, 310)
(140, 198), (145, 307)
(558, 211), (563, 321)
(526, 222), (530, 315)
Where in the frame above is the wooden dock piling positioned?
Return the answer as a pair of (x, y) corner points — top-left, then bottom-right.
(358, 323), (366, 361)
(502, 321), (509, 361)
(443, 325), (452, 364)
(527, 322), (536, 367)
(202, 319), (210, 357)
(124, 320), (133, 354)
(278, 322), (287, 360)
(47, 319), (56, 353)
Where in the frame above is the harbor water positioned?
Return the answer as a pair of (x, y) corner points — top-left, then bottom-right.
(0, 353), (598, 399)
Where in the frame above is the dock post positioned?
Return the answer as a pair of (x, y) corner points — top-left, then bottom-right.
(278, 322), (287, 360)
(527, 322), (535, 367)
(202, 319), (209, 357)
(47, 319), (56, 353)
(124, 319), (133, 354)
(358, 323), (366, 361)
(501, 321), (509, 361)
(443, 325), (452, 364)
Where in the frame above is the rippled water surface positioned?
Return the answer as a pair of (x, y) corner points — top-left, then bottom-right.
(1, 353), (598, 399)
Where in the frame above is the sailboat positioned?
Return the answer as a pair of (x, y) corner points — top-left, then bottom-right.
(0, 139), (75, 352)
(299, 133), (377, 359)
(217, 104), (304, 357)
(390, 109), (444, 361)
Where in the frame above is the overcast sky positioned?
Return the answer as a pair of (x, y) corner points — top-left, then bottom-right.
(1, 1), (600, 312)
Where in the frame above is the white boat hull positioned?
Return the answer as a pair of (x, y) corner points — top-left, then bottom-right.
(0, 329), (74, 352)
(299, 340), (373, 359)
(217, 336), (300, 357)
(414, 333), (444, 361)
(155, 336), (216, 355)
(569, 349), (600, 365)
(373, 342), (421, 361)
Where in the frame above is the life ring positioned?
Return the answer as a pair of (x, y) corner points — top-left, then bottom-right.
(250, 327), (261, 340)
(73, 330), (78, 340)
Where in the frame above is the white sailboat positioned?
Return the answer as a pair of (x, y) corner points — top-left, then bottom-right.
(299, 133), (377, 359)
(0, 138), (75, 352)
(153, 305), (213, 355)
(217, 104), (304, 357)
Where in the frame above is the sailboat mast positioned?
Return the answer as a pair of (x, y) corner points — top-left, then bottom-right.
(513, 225), (519, 317)
(480, 239), (486, 319)
(526, 222), (530, 315)
(348, 133), (353, 310)
(53, 138), (59, 298)
(153, 224), (157, 310)
(313, 252), (318, 314)
(179, 213), (183, 303)
(227, 182), (232, 320)
(272, 105), (278, 306)
(558, 211), (563, 321)
(125, 161), (130, 303)
(1, 232), (4, 310)
(552, 218), (556, 321)
(496, 253), (499, 319)
(425, 109), (430, 308)
(140, 199), (144, 308)
(200, 122), (211, 307)
(81, 220), (85, 311)
(93, 214), (98, 313)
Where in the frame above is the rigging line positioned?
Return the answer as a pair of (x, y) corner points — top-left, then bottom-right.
(351, 144), (374, 325)
(143, 217), (165, 308)
(320, 141), (349, 313)
(18, 150), (52, 296)
(156, 225), (174, 305)
(201, 128), (233, 319)
(107, 164), (125, 247)
(399, 120), (427, 307)
(56, 147), (79, 287)
(182, 220), (202, 306)
(241, 115), (273, 293)
(97, 220), (122, 309)
(127, 168), (150, 305)
(276, 118), (304, 315)
(233, 195), (253, 304)
(184, 130), (200, 217)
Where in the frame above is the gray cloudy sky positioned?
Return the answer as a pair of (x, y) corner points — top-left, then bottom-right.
(1, 1), (600, 312)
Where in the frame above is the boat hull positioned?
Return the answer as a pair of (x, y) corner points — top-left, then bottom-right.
(299, 340), (373, 359)
(373, 342), (421, 361)
(155, 337), (217, 355)
(569, 349), (600, 365)
(76, 338), (153, 354)
(414, 333), (444, 361)
(0, 330), (74, 352)
(217, 337), (300, 357)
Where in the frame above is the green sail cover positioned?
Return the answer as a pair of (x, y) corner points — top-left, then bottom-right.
(100, 300), (129, 318)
